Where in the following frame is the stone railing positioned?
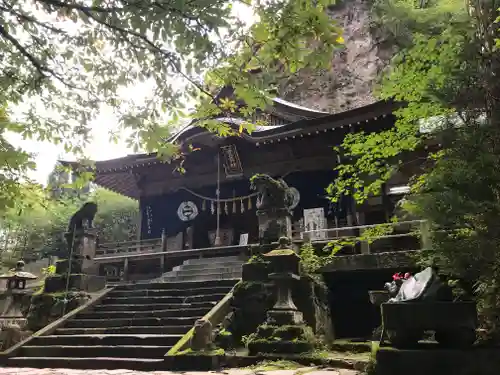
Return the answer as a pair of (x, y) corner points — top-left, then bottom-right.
(302, 219), (430, 254)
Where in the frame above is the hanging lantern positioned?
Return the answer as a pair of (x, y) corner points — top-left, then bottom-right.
(202, 200), (206, 211)
(248, 196), (252, 210)
(211, 201), (215, 215)
(232, 200), (237, 214)
(218, 202), (221, 215)
(224, 201), (229, 215)
(240, 199), (245, 213)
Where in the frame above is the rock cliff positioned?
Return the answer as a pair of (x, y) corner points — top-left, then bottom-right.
(279, 0), (395, 113)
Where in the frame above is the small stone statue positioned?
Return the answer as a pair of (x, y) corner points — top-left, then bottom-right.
(0, 324), (31, 350)
(67, 202), (98, 233)
(190, 318), (213, 351)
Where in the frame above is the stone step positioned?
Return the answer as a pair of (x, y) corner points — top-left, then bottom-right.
(162, 268), (242, 278)
(183, 256), (245, 265)
(7, 357), (165, 371)
(173, 261), (244, 271)
(19, 345), (171, 359)
(92, 301), (215, 312)
(113, 279), (238, 290)
(78, 306), (209, 319)
(102, 293), (227, 305)
(32, 334), (181, 347)
(108, 286), (233, 297)
(55, 325), (192, 335)
(64, 316), (198, 328)
(160, 273), (241, 282)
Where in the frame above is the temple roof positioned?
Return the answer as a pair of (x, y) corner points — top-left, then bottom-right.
(62, 99), (399, 199)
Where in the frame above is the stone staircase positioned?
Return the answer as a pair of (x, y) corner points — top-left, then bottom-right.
(6, 279), (238, 370)
(158, 255), (246, 282)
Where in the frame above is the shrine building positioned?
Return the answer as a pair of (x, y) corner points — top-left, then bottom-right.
(62, 93), (431, 339)
(85, 97), (414, 251)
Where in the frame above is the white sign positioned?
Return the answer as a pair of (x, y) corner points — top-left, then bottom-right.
(177, 201), (199, 222)
(303, 207), (327, 241)
(239, 233), (249, 245)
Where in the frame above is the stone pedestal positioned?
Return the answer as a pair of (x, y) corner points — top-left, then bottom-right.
(257, 208), (292, 244)
(64, 228), (99, 275)
(263, 239), (302, 325)
(45, 228), (105, 293)
(246, 237), (315, 355)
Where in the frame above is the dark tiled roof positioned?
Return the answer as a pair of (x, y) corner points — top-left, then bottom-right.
(62, 99), (400, 199)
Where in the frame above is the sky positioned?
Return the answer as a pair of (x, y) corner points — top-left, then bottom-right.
(7, 2), (255, 186)
(8, 106), (133, 185)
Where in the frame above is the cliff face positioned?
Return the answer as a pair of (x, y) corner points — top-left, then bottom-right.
(279, 0), (395, 113)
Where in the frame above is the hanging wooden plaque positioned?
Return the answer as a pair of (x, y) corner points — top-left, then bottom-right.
(220, 144), (243, 178)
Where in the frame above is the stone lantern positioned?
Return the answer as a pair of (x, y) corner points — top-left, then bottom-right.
(0, 261), (37, 290)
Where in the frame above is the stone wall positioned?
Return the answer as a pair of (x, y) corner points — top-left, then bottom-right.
(26, 291), (90, 331)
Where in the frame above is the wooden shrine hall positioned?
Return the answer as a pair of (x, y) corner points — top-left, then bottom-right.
(64, 95), (423, 280)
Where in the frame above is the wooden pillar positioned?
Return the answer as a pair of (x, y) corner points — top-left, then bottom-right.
(160, 254), (165, 272)
(160, 229), (167, 273)
(136, 210), (142, 241)
(123, 257), (129, 281)
(161, 228), (167, 252)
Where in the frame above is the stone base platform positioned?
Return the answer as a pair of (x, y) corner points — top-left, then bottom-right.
(0, 367), (359, 375)
(376, 346), (500, 375)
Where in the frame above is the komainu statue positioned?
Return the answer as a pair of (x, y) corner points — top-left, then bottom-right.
(67, 202), (98, 233)
(250, 174), (294, 212)
(65, 202), (98, 255)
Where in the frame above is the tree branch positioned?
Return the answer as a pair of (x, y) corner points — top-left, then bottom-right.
(79, 8), (215, 99)
(34, 0), (123, 13)
(0, 23), (48, 79)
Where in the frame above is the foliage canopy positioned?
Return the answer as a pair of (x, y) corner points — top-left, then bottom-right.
(326, 0), (500, 339)
(0, 0), (343, 155)
(0, 0), (344, 212)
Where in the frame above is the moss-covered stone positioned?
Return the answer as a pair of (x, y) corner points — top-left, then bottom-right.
(248, 340), (314, 355)
(246, 323), (316, 355)
(255, 324), (315, 342)
(26, 291), (90, 331)
(213, 328), (234, 350)
(229, 281), (275, 340)
(227, 276), (333, 345)
(44, 273), (105, 293)
(242, 263), (270, 282)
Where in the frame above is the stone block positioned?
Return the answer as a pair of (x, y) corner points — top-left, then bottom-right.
(55, 259), (83, 274)
(247, 339), (313, 356)
(381, 301), (477, 348)
(242, 262), (269, 282)
(376, 347), (500, 375)
(44, 274), (106, 293)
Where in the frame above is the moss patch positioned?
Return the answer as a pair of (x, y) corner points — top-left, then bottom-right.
(26, 291), (90, 331)
(174, 347), (225, 356)
(244, 359), (304, 371)
(246, 324), (317, 356)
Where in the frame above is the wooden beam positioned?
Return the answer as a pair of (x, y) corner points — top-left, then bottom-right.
(142, 155), (337, 196)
